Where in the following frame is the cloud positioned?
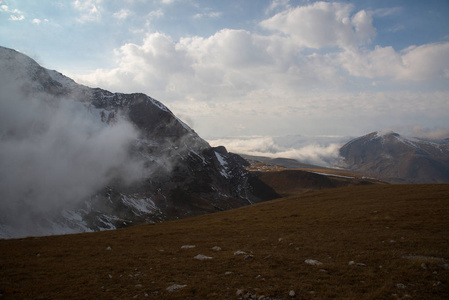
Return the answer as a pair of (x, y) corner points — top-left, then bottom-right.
(265, 0), (291, 14)
(71, 2), (449, 138)
(148, 9), (164, 19)
(75, 32), (193, 95)
(193, 11), (222, 19)
(372, 7), (402, 17)
(0, 4), (25, 21)
(208, 136), (346, 167)
(159, 0), (179, 4)
(339, 42), (449, 81)
(73, 0), (102, 23)
(260, 1), (376, 49)
(113, 8), (134, 20)
(410, 127), (449, 140)
(0, 74), (146, 235)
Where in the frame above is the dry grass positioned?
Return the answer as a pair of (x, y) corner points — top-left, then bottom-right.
(1, 184), (448, 299)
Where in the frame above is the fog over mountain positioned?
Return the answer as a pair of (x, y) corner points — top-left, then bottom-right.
(0, 91), (143, 234)
(0, 46), (277, 238)
(209, 135), (350, 167)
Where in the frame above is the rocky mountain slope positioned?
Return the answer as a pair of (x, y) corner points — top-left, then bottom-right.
(340, 131), (449, 183)
(0, 46), (278, 238)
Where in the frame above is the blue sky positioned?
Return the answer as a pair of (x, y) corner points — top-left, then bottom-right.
(1, 0), (449, 143)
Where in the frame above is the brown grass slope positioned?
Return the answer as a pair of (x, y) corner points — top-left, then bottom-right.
(1, 184), (448, 299)
(254, 169), (385, 197)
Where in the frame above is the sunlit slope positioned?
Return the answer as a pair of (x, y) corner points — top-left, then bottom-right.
(1, 184), (448, 299)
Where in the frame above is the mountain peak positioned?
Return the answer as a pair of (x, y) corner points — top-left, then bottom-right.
(0, 46), (278, 238)
(340, 131), (449, 183)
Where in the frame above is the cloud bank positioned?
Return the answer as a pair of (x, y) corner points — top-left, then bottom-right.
(208, 135), (349, 167)
(72, 1), (449, 138)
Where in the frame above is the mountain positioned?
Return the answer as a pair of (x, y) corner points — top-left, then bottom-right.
(0, 46), (278, 238)
(340, 131), (449, 183)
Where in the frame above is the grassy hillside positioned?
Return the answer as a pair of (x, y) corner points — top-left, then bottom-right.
(254, 169), (384, 196)
(1, 184), (448, 299)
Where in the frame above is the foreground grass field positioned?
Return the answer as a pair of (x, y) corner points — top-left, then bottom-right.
(1, 184), (448, 299)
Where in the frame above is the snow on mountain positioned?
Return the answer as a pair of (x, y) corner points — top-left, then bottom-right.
(0, 46), (278, 238)
(340, 131), (449, 183)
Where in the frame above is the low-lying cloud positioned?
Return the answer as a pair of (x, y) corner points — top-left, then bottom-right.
(0, 82), (144, 236)
(208, 135), (349, 167)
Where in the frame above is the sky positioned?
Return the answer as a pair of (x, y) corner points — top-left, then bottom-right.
(1, 0), (449, 149)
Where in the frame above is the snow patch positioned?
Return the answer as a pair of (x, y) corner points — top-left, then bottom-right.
(215, 151), (230, 178)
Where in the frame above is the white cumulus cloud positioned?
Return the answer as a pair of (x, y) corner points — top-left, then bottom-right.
(260, 1), (376, 49)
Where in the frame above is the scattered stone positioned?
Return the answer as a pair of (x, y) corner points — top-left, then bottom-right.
(166, 284), (187, 292)
(234, 250), (247, 256)
(319, 269), (328, 273)
(181, 245), (196, 249)
(441, 264), (449, 270)
(36, 253), (40, 257)
(390, 240), (396, 243)
(212, 246), (222, 251)
(289, 290), (295, 297)
(305, 259), (323, 266)
(244, 255), (254, 260)
(278, 238), (283, 242)
(264, 255), (272, 260)
(135, 284), (142, 287)
(236, 289), (244, 296)
(421, 263), (428, 270)
(225, 271), (233, 275)
(194, 254), (213, 260)
(356, 263), (366, 267)
(396, 283), (406, 289)
(433, 281), (442, 287)
(108, 274), (112, 279)
(348, 261), (355, 265)
(106, 246), (112, 250)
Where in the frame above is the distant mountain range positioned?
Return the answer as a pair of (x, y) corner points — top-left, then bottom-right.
(340, 131), (449, 184)
(240, 131), (449, 184)
(0, 46), (278, 238)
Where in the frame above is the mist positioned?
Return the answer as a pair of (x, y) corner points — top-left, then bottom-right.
(0, 81), (145, 236)
(208, 135), (350, 167)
